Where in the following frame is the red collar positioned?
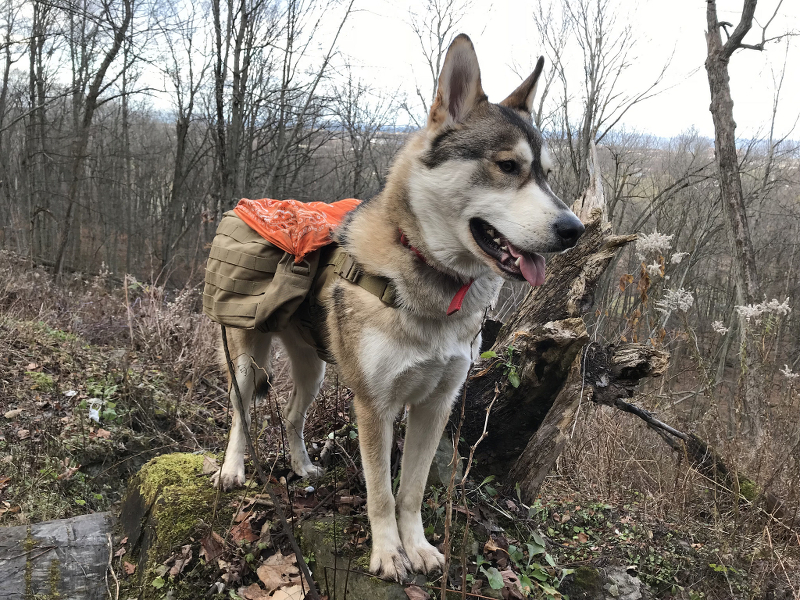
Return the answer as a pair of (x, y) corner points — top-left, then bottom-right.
(399, 229), (474, 316)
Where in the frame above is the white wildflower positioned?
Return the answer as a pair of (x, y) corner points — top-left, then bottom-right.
(711, 321), (729, 335)
(670, 252), (689, 265)
(655, 288), (694, 314)
(735, 297), (791, 323)
(636, 231), (673, 260)
(780, 365), (799, 381)
(646, 262), (663, 278)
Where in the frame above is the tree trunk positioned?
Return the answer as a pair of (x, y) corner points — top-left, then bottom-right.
(455, 144), (666, 503)
(54, 0), (132, 276)
(704, 0), (763, 440)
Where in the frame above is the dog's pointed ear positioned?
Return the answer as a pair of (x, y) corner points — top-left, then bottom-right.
(427, 34), (487, 132)
(500, 56), (544, 114)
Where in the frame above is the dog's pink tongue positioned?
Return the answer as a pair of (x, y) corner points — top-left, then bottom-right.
(507, 244), (546, 287)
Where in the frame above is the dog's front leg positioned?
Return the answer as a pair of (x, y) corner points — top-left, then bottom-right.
(354, 395), (411, 581)
(396, 397), (452, 574)
(213, 354), (254, 490)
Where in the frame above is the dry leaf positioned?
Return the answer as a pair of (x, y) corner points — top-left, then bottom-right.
(0, 503), (21, 516)
(484, 538), (507, 555)
(4, 408), (23, 419)
(405, 584), (431, 600)
(96, 428), (112, 439)
(114, 546), (127, 558)
(123, 561), (136, 576)
(26, 362), (38, 370)
(202, 456), (219, 475)
(58, 465), (81, 481)
(199, 531), (225, 562)
(230, 518), (259, 544)
(238, 583), (271, 600)
(271, 585), (305, 600)
(500, 569), (524, 600)
(256, 551), (302, 593)
(17, 429), (30, 440)
(577, 532), (589, 544)
(167, 544), (193, 577)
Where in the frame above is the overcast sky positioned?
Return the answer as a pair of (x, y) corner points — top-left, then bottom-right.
(329, 0), (799, 139)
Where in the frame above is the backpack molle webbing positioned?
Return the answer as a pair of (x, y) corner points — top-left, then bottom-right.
(203, 210), (320, 332)
(204, 209), (397, 338)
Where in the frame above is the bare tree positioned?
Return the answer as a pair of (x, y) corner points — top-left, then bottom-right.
(534, 0), (670, 200)
(330, 69), (401, 199)
(53, 0), (133, 276)
(703, 0), (791, 441)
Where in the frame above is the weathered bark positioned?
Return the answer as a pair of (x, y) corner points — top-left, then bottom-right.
(704, 0), (763, 440)
(0, 512), (116, 600)
(508, 342), (669, 499)
(458, 145), (655, 499)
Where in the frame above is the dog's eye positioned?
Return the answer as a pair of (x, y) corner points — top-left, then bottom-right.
(497, 160), (519, 174)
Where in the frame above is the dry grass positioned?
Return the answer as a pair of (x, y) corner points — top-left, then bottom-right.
(547, 397), (800, 598)
(3, 250), (800, 598)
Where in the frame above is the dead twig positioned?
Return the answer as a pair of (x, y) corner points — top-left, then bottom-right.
(221, 325), (320, 600)
(106, 533), (119, 600)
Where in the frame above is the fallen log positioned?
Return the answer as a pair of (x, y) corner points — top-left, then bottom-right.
(0, 512), (116, 600)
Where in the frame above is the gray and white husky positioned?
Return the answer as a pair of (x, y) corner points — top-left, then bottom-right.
(213, 34), (584, 581)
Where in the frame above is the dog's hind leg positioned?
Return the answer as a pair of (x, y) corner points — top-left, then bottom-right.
(277, 325), (325, 478)
(354, 395), (412, 581)
(396, 397), (451, 574)
(214, 328), (273, 490)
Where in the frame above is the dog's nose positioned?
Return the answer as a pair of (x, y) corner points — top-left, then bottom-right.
(554, 214), (585, 248)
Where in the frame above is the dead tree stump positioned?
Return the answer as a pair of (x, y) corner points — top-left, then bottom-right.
(456, 144), (668, 504)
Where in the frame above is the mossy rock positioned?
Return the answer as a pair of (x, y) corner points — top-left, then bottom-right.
(119, 453), (237, 600)
(299, 516), (419, 600)
(559, 566), (604, 599)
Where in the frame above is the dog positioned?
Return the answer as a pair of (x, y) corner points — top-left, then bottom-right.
(212, 34), (584, 581)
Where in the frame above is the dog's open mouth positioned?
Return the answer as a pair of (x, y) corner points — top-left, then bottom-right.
(469, 218), (546, 287)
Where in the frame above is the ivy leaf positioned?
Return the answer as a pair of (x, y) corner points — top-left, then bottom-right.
(480, 566), (504, 590)
(526, 541), (545, 557)
(151, 576), (165, 589)
(480, 350), (497, 359)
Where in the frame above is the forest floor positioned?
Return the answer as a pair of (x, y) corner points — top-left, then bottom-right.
(1, 251), (799, 600)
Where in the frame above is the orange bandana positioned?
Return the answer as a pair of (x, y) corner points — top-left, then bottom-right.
(234, 197), (360, 262)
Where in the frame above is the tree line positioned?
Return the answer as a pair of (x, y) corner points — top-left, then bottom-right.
(0, 0), (798, 441)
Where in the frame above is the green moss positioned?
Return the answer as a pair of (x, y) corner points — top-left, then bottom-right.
(48, 559), (62, 599)
(738, 478), (759, 502)
(354, 552), (371, 571)
(27, 371), (55, 391)
(314, 510), (350, 545)
(137, 453), (205, 504)
(130, 453), (237, 600)
(571, 565), (602, 590)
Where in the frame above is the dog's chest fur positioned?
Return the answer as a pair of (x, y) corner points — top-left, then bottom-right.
(322, 273), (490, 410)
(358, 315), (477, 411)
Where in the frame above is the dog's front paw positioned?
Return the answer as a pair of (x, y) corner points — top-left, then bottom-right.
(291, 460), (324, 479)
(211, 464), (246, 490)
(404, 540), (445, 574)
(369, 545), (412, 582)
